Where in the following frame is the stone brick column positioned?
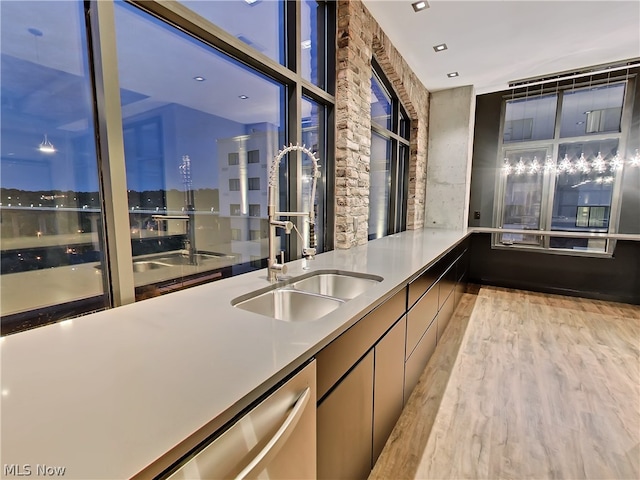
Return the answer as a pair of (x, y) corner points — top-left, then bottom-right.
(335, 0), (373, 248)
(335, 0), (430, 249)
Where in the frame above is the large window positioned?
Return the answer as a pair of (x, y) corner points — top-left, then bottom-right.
(0, 1), (109, 334)
(368, 63), (410, 240)
(496, 79), (633, 254)
(115, 1), (285, 297)
(1, 0), (335, 334)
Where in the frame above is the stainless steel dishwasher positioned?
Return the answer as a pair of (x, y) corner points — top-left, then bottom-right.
(165, 360), (316, 480)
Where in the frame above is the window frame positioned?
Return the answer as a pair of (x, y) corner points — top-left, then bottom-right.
(1, 0), (336, 334)
(493, 76), (635, 257)
(369, 59), (410, 240)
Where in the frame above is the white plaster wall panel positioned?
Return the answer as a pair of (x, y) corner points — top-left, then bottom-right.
(425, 86), (475, 229)
(424, 183), (468, 230)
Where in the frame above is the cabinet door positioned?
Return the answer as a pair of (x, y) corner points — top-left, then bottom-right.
(406, 285), (438, 359)
(317, 351), (374, 480)
(373, 317), (406, 463)
(316, 287), (406, 399)
(437, 288), (455, 341)
(404, 318), (437, 402)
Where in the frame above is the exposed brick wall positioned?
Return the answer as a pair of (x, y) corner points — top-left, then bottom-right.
(335, 0), (430, 249)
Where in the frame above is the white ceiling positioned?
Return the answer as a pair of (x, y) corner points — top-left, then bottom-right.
(362, 0), (640, 95)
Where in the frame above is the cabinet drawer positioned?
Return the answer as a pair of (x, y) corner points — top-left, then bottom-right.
(408, 266), (440, 308)
(405, 284), (438, 360)
(316, 287), (406, 399)
(438, 264), (456, 309)
(437, 288), (455, 342)
(404, 319), (437, 402)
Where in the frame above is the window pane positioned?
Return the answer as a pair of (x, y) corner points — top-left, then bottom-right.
(371, 74), (392, 130)
(301, 96), (327, 253)
(503, 94), (557, 143)
(301, 0), (325, 88)
(114, 2), (284, 299)
(247, 149), (260, 164)
(550, 140), (619, 252)
(560, 84), (625, 138)
(369, 132), (391, 240)
(399, 111), (410, 140)
(397, 143), (410, 231)
(500, 149), (546, 245)
(249, 204), (261, 217)
(181, 0), (285, 65)
(248, 178), (260, 190)
(1, 0), (108, 331)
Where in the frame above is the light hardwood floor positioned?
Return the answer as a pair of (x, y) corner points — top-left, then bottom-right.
(370, 286), (640, 480)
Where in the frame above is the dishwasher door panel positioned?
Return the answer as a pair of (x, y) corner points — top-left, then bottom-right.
(167, 360), (316, 480)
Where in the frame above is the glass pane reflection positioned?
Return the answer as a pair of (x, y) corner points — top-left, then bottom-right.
(301, 0), (325, 88)
(0, 0), (107, 330)
(500, 149), (546, 246)
(181, 0), (285, 65)
(301, 96), (326, 253)
(550, 140), (619, 252)
(371, 74), (392, 130)
(115, 3), (285, 299)
(503, 94), (557, 143)
(560, 84), (625, 138)
(369, 132), (391, 240)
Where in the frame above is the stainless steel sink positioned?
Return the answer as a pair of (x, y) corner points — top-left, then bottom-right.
(132, 261), (171, 273)
(232, 289), (344, 322)
(290, 273), (381, 300)
(232, 270), (383, 322)
(148, 252), (230, 266)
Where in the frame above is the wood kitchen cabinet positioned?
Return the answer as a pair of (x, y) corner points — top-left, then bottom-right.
(316, 239), (471, 479)
(404, 241), (469, 400)
(373, 317), (406, 463)
(317, 351), (374, 480)
(316, 288), (406, 479)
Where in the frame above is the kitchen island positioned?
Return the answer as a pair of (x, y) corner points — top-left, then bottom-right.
(1, 227), (469, 479)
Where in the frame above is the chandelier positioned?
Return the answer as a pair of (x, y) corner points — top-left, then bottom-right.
(502, 150), (640, 177)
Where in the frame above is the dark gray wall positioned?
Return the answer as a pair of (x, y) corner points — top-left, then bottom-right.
(468, 92), (502, 228)
(469, 233), (640, 305)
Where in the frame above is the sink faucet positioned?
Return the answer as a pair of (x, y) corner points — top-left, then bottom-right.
(267, 144), (320, 282)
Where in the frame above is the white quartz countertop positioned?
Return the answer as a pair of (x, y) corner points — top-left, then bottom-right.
(0, 227), (470, 479)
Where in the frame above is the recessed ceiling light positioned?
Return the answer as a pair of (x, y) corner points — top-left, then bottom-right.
(433, 43), (448, 52)
(245, 0), (259, 4)
(193, 76), (206, 82)
(447, 71), (459, 78)
(411, 1), (429, 12)
(576, 121), (585, 125)
(239, 95), (249, 100)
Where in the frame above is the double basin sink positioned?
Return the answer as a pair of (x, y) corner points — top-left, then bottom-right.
(231, 270), (383, 322)
(131, 252), (232, 272)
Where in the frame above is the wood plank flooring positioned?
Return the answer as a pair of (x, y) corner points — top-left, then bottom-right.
(370, 286), (640, 480)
